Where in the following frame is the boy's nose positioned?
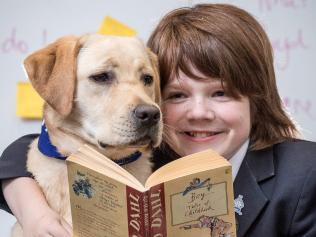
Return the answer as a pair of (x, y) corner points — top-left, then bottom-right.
(186, 99), (215, 120)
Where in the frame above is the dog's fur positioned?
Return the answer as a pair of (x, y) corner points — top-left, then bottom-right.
(12, 34), (162, 236)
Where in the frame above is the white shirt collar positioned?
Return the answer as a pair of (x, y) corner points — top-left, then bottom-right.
(229, 139), (249, 181)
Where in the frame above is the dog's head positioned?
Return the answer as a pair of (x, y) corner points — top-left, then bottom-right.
(24, 34), (162, 159)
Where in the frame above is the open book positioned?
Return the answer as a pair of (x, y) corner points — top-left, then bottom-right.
(66, 145), (236, 237)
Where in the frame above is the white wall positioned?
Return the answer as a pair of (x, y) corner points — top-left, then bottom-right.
(1, 0), (316, 235)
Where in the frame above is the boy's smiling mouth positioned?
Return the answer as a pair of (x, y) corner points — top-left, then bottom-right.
(178, 131), (223, 141)
(184, 131), (220, 138)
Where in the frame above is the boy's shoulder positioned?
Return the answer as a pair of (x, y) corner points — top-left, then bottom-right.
(273, 138), (316, 172)
(275, 139), (316, 156)
(246, 139), (316, 181)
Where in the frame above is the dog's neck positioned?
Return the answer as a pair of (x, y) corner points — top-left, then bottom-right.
(39, 121), (142, 166)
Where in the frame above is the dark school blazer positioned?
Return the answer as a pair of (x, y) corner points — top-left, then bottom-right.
(0, 134), (38, 212)
(234, 139), (316, 237)
(1, 136), (316, 236)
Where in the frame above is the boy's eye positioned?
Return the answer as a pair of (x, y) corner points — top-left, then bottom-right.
(213, 90), (225, 97)
(165, 92), (186, 100)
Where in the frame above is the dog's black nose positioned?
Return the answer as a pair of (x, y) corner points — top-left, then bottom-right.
(134, 105), (160, 127)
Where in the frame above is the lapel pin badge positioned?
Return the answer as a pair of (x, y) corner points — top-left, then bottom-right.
(234, 194), (244, 216)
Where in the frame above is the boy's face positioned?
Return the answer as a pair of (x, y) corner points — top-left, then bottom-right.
(162, 69), (251, 159)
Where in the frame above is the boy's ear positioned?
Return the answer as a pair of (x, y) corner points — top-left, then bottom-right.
(23, 36), (81, 117)
(146, 48), (161, 106)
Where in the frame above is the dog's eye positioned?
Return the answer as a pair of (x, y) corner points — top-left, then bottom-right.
(141, 74), (153, 86)
(89, 72), (114, 84)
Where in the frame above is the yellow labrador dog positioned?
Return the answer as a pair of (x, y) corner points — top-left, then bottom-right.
(12, 34), (162, 236)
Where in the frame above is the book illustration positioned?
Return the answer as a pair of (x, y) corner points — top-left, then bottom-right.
(180, 215), (233, 237)
(170, 177), (229, 225)
(72, 171), (95, 198)
(183, 177), (211, 196)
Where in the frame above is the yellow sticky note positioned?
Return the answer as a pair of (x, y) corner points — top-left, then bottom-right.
(16, 82), (43, 119)
(98, 16), (137, 36)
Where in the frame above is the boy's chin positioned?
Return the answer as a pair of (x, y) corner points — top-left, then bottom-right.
(180, 144), (219, 157)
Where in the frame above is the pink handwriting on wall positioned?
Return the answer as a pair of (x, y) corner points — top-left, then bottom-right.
(258, 0), (308, 12)
(271, 29), (308, 70)
(1, 28), (47, 55)
(283, 97), (316, 120)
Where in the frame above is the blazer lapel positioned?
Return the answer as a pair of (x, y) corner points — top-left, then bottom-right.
(233, 147), (275, 237)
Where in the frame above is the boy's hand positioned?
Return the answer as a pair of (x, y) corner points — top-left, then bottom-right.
(3, 177), (72, 237)
(22, 206), (72, 237)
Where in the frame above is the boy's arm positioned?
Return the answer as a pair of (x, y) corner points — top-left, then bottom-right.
(0, 135), (72, 236)
(0, 134), (36, 213)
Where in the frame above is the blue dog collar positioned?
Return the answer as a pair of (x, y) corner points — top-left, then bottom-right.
(114, 151), (142, 166)
(38, 122), (67, 160)
(38, 122), (142, 165)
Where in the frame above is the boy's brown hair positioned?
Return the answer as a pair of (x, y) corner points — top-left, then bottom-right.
(147, 3), (298, 150)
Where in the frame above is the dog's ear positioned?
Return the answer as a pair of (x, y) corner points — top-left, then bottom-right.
(146, 48), (161, 106)
(24, 36), (81, 117)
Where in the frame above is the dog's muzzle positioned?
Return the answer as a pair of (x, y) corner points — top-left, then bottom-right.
(133, 104), (160, 128)
(132, 104), (161, 147)
(97, 104), (162, 149)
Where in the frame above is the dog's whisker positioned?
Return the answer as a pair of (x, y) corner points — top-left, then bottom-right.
(162, 123), (178, 131)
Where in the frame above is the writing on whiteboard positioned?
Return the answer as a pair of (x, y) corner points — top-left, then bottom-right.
(258, 0), (308, 12)
(283, 97), (315, 120)
(271, 29), (308, 70)
(0, 28), (47, 55)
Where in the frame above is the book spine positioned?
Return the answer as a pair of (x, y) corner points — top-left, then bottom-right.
(126, 186), (146, 237)
(148, 183), (167, 237)
(143, 191), (150, 237)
